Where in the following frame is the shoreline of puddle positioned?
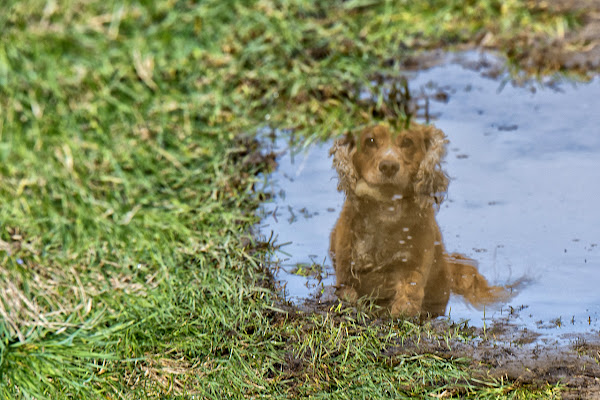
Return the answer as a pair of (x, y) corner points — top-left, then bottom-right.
(258, 51), (600, 345)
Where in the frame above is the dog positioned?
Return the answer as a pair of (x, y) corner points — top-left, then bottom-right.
(329, 122), (510, 317)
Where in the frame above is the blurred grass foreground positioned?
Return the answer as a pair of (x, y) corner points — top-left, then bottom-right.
(0, 0), (587, 398)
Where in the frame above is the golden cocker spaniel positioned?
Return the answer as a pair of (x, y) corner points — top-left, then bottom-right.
(329, 122), (509, 317)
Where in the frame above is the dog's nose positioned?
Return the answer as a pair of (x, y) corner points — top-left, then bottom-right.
(379, 160), (399, 177)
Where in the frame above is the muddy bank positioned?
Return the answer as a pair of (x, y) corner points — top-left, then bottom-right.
(532, 0), (600, 72)
(398, 320), (600, 399)
(400, 0), (600, 77)
(494, 0), (600, 75)
(481, 0), (600, 76)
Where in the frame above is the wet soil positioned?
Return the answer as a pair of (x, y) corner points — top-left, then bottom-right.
(404, 322), (600, 399)
(494, 0), (600, 75)
(398, 0), (600, 77)
(284, 297), (600, 398)
(529, 0), (600, 73)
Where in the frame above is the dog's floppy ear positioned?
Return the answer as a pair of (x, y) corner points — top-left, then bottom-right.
(329, 132), (358, 195)
(414, 124), (449, 208)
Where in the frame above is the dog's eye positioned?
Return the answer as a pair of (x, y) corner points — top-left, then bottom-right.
(400, 138), (413, 148)
(365, 137), (377, 148)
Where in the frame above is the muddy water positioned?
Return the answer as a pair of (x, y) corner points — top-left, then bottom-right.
(259, 52), (600, 339)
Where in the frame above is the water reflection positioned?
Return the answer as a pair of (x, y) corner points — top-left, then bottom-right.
(329, 123), (511, 317)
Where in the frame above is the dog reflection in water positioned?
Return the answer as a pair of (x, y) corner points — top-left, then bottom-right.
(329, 123), (511, 317)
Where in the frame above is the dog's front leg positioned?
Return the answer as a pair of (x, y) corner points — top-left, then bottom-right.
(389, 250), (435, 316)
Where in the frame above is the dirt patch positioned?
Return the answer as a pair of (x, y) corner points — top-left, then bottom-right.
(292, 250), (600, 397)
(500, 0), (600, 75)
(435, 328), (600, 399)
(374, 315), (600, 398)
(400, 1), (600, 77)
(295, 292), (600, 398)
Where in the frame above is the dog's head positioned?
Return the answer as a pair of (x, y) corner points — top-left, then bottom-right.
(330, 123), (449, 208)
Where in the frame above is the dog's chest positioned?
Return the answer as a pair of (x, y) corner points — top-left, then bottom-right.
(352, 223), (421, 271)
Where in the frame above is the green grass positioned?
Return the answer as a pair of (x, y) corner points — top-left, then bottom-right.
(0, 0), (580, 398)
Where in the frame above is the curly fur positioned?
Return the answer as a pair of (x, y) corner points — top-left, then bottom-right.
(329, 135), (357, 194)
(414, 124), (449, 208)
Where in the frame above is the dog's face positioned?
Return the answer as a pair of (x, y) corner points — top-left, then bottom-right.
(352, 125), (429, 198)
(330, 123), (449, 207)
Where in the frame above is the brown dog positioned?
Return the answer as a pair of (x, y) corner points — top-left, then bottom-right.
(329, 123), (509, 317)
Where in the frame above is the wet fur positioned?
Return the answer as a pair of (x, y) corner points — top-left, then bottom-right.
(329, 122), (508, 316)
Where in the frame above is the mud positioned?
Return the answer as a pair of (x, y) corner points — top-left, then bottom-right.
(403, 322), (600, 399)
(517, 0), (600, 74)
(477, 0), (600, 76)
(279, 298), (600, 398)
(398, 0), (600, 78)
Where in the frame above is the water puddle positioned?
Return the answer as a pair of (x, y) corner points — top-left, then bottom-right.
(259, 52), (600, 342)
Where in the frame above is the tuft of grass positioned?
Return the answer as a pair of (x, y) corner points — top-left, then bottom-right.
(0, 0), (582, 398)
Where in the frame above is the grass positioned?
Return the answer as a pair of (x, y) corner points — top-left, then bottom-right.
(0, 0), (583, 398)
